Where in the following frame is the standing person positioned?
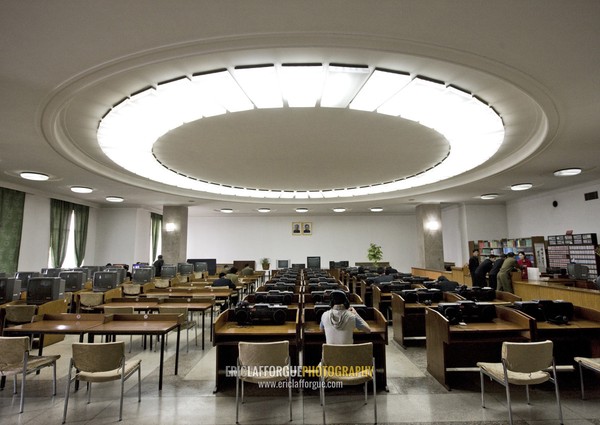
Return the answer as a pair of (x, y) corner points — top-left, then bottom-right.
(319, 290), (371, 344)
(517, 251), (533, 279)
(468, 249), (480, 283)
(472, 254), (497, 287)
(488, 254), (505, 290)
(153, 255), (164, 277)
(497, 252), (518, 293)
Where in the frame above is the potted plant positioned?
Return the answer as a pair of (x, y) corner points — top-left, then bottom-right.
(260, 258), (270, 270)
(367, 243), (383, 268)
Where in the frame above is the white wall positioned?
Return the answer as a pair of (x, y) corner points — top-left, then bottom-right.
(187, 214), (418, 272)
(507, 180), (600, 238)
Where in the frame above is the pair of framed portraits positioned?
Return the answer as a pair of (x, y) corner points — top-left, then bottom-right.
(292, 222), (312, 235)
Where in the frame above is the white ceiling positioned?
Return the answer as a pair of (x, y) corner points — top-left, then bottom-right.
(1, 1), (599, 217)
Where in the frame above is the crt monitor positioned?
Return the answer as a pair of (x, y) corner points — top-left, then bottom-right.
(104, 267), (126, 284)
(177, 263), (193, 276)
(132, 266), (154, 283)
(92, 271), (119, 292)
(187, 258), (217, 275)
(0, 277), (20, 303)
(41, 268), (63, 277)
(193, 262), (208, 273)
(26, 277), (65, 305)
(277, 260), (290, 269)
(567, 263), (589, 279)
(161, 265), (177, 279)
(15, 271), (41, 291)
(59, 271), (87, 292)
(307, 256), (321, 269)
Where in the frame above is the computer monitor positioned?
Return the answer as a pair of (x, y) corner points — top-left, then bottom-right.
(14, 271), (41, 291)
(177, 263), (193, 276)
(92, 271), (119, 292)
(193, 262), (208, 273)
(307, 256), (321, 269)
(161, 265), (177, 279)
(132, 267), (154, 283)
(26, 277), (65, 305)
(567, 263), (589, 279)
(277, 260), (290, 269)
(104, 267), (126, 284)
(0, 277), (20, 303)
(59, 271), (87, 292)
(41, 268), (63, 277)
(187, 258), (217, 275)
(291, 263), (305, 270)
(81, 265), (104, 279)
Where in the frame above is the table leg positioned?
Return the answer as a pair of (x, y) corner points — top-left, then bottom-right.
(174, 325), (181, 376)
(210, 305), (214, 342)
(201, 310), (205, 350)
(159, 334), (165, 391)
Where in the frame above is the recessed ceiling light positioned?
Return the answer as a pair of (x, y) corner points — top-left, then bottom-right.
(295, 208), (308, 213)
(105, 196), (124, 203)
(70, 186), (93, 194)
(20, 171), (49, 181)
(333, 208), (346, 213)
(220, 208), (233, 213)
(480, 193), (499, 200)
(257, 208), (271, 213)
(553, 168), (582, 177)
(370, 207), (384, 212)
(510, 183), (533, 191)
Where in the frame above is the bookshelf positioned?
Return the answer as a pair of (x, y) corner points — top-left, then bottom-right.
(469, 236), (546, 268)
(547, 233), (599, 279)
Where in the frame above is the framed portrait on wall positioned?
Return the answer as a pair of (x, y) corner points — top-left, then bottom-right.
(292, 222), (302, 235)
(302, 222), (312, 235)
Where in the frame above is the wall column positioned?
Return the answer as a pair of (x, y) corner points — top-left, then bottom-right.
(161, 206), (188, 264)
(415, 204), (444, 270)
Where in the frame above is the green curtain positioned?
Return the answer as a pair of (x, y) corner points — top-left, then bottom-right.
(151, 212), (162, 262)
(72, 203), (89, 267)
(0, 187), (26, 274)
(50, 199), (72, 268)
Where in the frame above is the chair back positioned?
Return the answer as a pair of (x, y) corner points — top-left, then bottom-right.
(104, 306), (135, 315)
(154, 279), (170, 288)
(72, 341), (124, 373)
(79, 292), (104, 307)
(239, 340), (289, 368)
(5, 305), (37, 324)
(502, 340), (554, 373)
(0, 336), (29, 365)
(322, 342), (373, 369)
(122, 283), (141, 296)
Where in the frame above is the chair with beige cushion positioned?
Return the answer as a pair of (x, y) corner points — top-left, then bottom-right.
(477, 340), (563, 425)
(0, 336), (60, 413)
(2, 304), (37, 330)
(78, 292), (104, 313)
(62, 341), (141, 423)
(319, 342), (376, 425)
(122, 283), (141, 297)
(574, 356), (600, 399)
(236, 340), (292, 424)
(157, 306), (197, 352)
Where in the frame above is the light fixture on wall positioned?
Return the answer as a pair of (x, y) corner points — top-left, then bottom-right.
(70, 186), (93, 194)
(510, 183), (533, 191)
(165, 222), (176, 232)
(105, 196), (124, 202)
(553, 168), (581, 177)
(425, 220), (441, 231)
(20, 171), (49, 181)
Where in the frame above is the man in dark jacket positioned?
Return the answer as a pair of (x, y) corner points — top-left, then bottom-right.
(473, 254), (497, 287)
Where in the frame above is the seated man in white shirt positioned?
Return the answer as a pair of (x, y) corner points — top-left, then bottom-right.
(319, 290), (371, 344)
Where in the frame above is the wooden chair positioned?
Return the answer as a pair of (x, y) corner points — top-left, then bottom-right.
(574, 356), (600, 399)
(0, 336), (60, 413)
(477, 340), (563, 425)
(236, 340), (292, 423)
(63, 341), (141, 423)
(319, 342), (376, 424)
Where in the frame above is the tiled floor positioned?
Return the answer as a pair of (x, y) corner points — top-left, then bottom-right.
(1, 316), (599, 425)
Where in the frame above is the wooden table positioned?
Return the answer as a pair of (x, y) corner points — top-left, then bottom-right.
(100, 298), (215, 349)
(4, 312), (182, 391)
(302, 307), (389, 390)
(212, 308), (300, 392)
(425, 305), (534, 390)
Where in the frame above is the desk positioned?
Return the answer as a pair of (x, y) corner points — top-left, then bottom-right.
(100, 298), (215, 349)
(391, 292), (462, 348)
(145, 287), (234, 303)
(425, 305), (534, 390)
(514, 279), (600, 311)
(4, 312), (182, 391)
(302, 307), (388, 390)
(212, 308), (300, 392)
(529, 305), (600, 365)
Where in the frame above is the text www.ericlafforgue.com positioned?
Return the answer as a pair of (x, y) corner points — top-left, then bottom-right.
(257, 380), (342, 390)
